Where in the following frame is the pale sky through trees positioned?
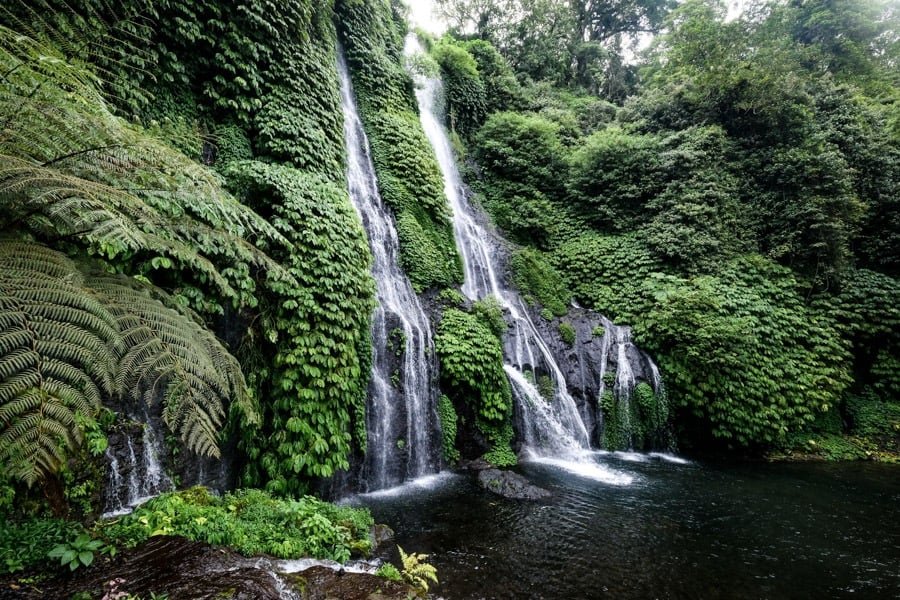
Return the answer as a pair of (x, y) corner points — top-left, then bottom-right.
(407, 0), (446, 34)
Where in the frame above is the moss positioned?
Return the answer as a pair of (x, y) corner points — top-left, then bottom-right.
(438, 395), (460, 464)
(558, 322), (576, 346)
(592, 325), (606, 338)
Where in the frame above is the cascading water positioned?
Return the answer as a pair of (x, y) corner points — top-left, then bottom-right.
(103, 419), (173, 516)
(405, 36), (588, 459)
(405, 36), (663, 465)
(337, 49), (441, 491)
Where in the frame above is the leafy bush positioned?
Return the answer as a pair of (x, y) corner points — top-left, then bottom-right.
(375, 563), (403, 582)
(510, 247), (570, 316)
(0, 518), (86, 574)
(48, 533), (107, 571)
(100, 488), (373, 563)
(558, 322), (576, 346)
(438, 395), (460, 464)
(436, 308), (516, 463)
(432, 40), (487, 139)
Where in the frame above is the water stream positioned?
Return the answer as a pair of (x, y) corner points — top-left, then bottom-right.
(338, 49), (441, 491)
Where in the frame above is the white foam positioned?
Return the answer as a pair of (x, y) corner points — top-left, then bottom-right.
(358, 472), (458, 499)
(649, 452), (691, 465)
(277, 557), (379, 575)
(613, 451), (651, 463)
(523, 452), (634, 486)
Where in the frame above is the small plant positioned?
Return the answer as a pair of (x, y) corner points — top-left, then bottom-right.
(592, 325), (605, 338)
(540, 308), (554, 321)
(375, 563), (403, 582)
(558, 322), (576, 346)
(396, 438), (406, 450)
(48, 534), (104, 571)
(398, 546), (438, 593)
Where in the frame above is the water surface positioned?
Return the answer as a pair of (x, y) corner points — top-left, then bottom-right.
(356, 456), (900, 599)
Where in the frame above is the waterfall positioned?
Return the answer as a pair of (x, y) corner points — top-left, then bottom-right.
(405, 35), (665, 461)
(337, 49), (441, 491)
(405, 36), (590, 459)
(103, 420), (174, 516)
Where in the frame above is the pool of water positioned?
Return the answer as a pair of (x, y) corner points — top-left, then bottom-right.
(352, 454), (900, 599)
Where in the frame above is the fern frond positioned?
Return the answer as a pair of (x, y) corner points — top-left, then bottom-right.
(0, 24), (294, 298)
(88, 274), (255, 457)
(0, 240), (120, 485)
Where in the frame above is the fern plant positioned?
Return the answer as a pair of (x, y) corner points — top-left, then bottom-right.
(0, 239), (254, 487)
(0, 24), (292, 308)
(398, 546), (439, 594)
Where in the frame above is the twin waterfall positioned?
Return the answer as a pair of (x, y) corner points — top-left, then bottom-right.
(102, 43), (663, 511)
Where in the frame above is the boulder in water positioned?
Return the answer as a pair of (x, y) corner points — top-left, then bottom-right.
(476, 469), (551, 500)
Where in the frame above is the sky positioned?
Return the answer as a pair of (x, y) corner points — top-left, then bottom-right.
(407, 0), (446, 34)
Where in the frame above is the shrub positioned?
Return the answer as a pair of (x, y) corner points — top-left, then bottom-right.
(100, 488), (373, 563)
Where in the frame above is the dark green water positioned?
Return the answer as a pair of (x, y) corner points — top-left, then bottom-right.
(355, 454), (900, 599)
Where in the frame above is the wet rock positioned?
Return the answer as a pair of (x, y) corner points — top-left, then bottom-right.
(371, 523), (395, 550)
(288, 566), (415, 600)
(5, 536), (417, 600)
(477, 469), (551, 500)
(458, 457), (493, 471)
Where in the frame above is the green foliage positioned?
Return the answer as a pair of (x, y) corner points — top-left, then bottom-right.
(438, 395), (460, 464)
(337, 0), (462, 291)
(553, 233), (658, 321)
(567, 128), (664, 231)
(398, 546), (439, 594)
(432, 39), (487, 139)
(435, 306), (515, 463)
(0, 241), (251, 487)
(474, 112), (566, 195)
(509, 248), (570, 316)
(47, 533), (105, 571)
(375, 563), (403, 582)
(100, 487), (373, 563)
(0, 25), (290, 309)
(471, 298), (507, 338)
(0, 517), (87, 574)
(592, 325), (605, 338)
(436, 308), (512, 426)
(558, 322), (576, 346)
(633, 257), (851, 446)
(225, 161), (374, 491)
(481, 422), (517, 467)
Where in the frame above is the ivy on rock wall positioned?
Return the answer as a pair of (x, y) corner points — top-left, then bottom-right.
(435, 307), (514, 465)
(226, 161), (374, 492)
(336, 0), (462, 292)
(0, 0), (379, 496)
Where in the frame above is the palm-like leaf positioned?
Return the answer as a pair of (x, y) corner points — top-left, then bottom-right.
(0, 240), (255, 485)
(0, 25), (294, 301)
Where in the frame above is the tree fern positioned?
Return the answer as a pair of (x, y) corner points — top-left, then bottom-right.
(0, 240), (254, 485)
(89, 275), (256, 457)
(0, 25), (293, 304)
(0, 241), (119, 485)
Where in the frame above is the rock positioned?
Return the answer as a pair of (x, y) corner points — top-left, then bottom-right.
(371, 523), (395, 550)
(458, 457), (493, 471)
(288, 566), (416, 600)
(10, 536), (419, 600)
(476, 469), (551, 500)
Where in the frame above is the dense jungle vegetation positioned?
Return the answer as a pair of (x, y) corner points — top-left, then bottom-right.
(432, 0), (899, 459)
(0, 0), (897, 585)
